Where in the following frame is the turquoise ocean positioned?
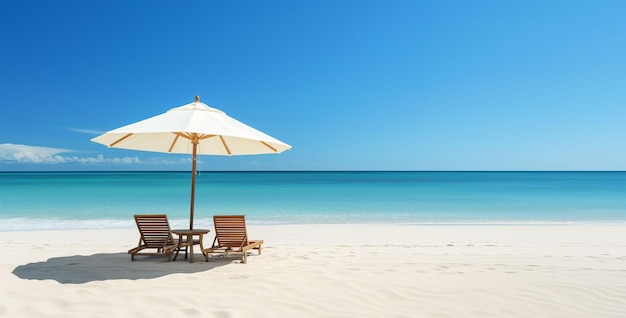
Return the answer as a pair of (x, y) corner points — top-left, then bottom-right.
(2, 171), (626, 231)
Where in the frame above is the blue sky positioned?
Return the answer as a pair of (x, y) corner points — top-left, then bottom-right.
(1, 1), (625, 171)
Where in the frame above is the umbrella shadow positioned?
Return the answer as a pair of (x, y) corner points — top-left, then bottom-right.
(12, 252), (228, 284)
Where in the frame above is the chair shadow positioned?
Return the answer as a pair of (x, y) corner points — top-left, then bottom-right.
(12, 252), (228, 284)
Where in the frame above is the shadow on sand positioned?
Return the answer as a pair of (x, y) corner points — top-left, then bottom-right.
(12, 252), (229, 284)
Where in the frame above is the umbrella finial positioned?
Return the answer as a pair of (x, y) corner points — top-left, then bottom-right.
(195, 95), (200, 102)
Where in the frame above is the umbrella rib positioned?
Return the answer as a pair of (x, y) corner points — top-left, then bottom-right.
(174, 132), (192, 139)
(168, 134), (180, 153)
(198, 134), (217, 140)
(219, 135), (232, 155)
(260, 141), (278, 152)
(109, 133), (133, 147)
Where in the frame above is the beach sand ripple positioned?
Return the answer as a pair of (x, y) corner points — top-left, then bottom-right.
(1, 225), (626, 317)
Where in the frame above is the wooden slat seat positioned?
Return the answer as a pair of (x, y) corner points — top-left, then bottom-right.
(129, 214), (177, 261)
(202, 215), (263, 264)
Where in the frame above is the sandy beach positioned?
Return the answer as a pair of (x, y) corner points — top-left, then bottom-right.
(1, 224), (625, 318)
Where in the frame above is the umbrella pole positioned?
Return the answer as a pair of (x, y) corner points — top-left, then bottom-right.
(189, 137), (198, 230)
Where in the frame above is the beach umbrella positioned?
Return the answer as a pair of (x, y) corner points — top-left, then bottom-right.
(91, 96), (291, 229)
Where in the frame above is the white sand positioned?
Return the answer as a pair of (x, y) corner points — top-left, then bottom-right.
(1, 224), (626, 318)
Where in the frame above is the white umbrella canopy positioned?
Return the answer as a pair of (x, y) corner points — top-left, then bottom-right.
(91, 96), (291, 229)
(91, 96), (291, 155)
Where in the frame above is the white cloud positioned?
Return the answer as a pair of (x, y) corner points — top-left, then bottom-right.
(146, 157), (194, 165)
(0, 143), (140, 165)
(64, 127), (105, 135)
(0, 143), (71, 163)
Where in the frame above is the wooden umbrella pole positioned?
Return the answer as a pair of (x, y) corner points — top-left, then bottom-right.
(189, 136), (199, 230)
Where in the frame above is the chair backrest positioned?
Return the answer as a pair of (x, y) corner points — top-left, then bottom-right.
(134, 214), (173, 248)
(213, 215), (249, 248)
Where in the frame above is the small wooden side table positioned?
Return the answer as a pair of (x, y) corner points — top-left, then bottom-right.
(171, 229), (209, 263)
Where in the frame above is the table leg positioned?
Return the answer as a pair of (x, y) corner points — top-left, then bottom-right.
(199, 234), (208, 261)
(188, 234), (194, 263)
(173, 234), (182, 262)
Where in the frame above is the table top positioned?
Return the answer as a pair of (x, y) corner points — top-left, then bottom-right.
(171, 228), (210, 235)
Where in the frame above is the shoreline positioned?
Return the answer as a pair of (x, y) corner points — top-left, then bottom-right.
(2, 224), (626, 317)
(3, 219), (626, 232)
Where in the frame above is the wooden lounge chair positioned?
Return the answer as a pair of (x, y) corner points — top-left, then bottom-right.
(128, 214), (177, 261)
(202, 215), (264, 264)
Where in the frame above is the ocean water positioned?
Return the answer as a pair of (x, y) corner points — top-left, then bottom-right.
(2, 171), (626, 231)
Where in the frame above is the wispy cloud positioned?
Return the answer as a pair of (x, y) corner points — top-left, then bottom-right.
(146, 157), (194, 165)
(64, 127), (105, 135)
(0, 143), (140, 165)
